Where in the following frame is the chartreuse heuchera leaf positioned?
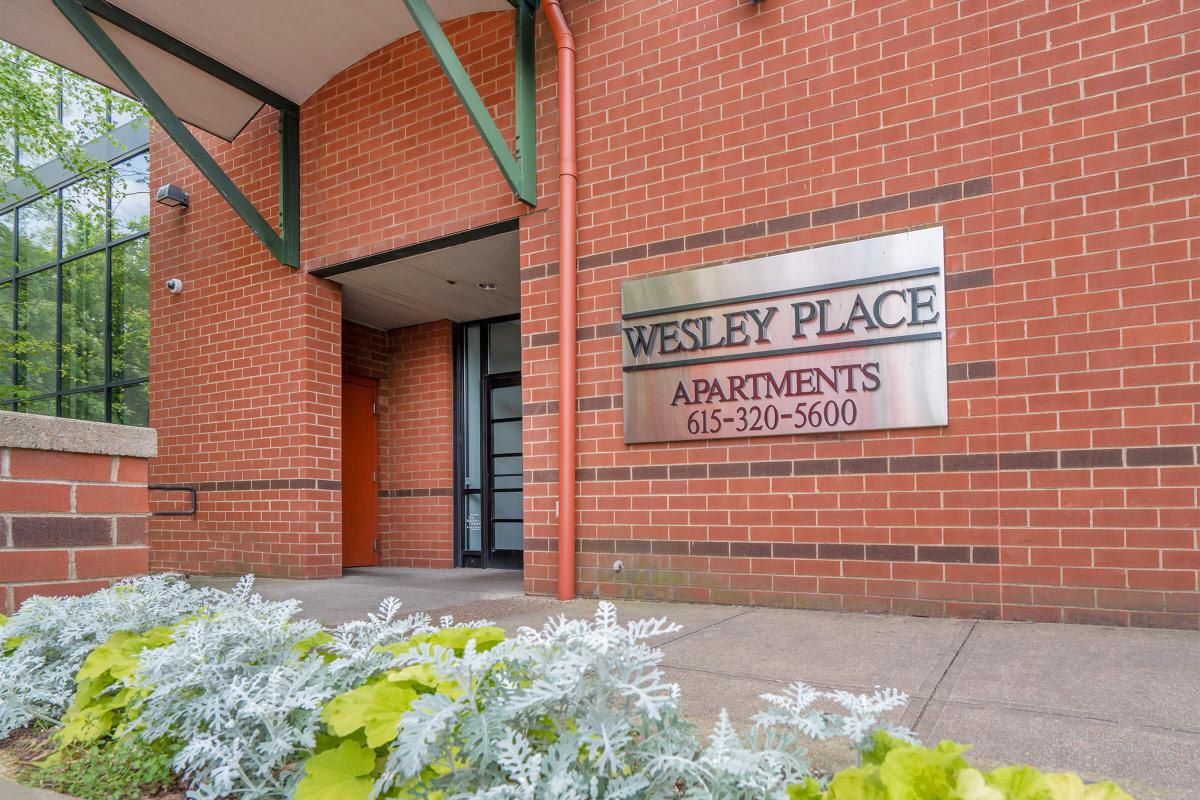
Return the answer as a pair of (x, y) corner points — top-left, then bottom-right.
(293, 739), (376, 800)
(878, 738), (971, 800)
(788, 731), (1134, 800)
(294, 624), (505, 800)
(1042, 773), (1134, 800)
(292, 630), (335, 656)
(322, 678), (419, 748)
(377, 624), (506, 657)
(987, 764), (1054, 799)
(825, 765), (887, 800)
(57, 624), (180, 748)
(956, 768), (1006, 800)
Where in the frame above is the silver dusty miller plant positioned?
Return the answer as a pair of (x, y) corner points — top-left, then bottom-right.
(131, 577), (460, 800)
(0, 573), (204, 735)
(375, 601), (911, 800)
(2, 579), (911, 800)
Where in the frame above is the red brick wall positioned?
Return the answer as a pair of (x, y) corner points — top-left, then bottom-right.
(377, 322), (455, 567)
(302, 12), (525, 270)
(149, 12), (521, 578)
(148, 110), (343, 578)
(343, 320), (389, 381)
(0, 447), (149, 613)
(342, 320), (456, 567)
(519, 0), (1199, 629)
(151, 0), (1198, 626)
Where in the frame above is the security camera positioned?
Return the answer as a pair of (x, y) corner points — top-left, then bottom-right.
(165, 278), (184, 294)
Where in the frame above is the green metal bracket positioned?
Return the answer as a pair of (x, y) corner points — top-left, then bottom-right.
(52, 0), (301, 267)
(402, 0), (537, 206)
(514, 0), (536, 202)
(279, 109), (301, 267)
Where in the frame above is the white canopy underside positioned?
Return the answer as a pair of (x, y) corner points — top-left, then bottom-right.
(333, 229), (519, 330)
(0, 0), (511, 140)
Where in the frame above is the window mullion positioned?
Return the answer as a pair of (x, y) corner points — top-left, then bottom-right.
(54, 189), (63, 418)
(2, 123), (148, 424)
(104, 236), (113, 423)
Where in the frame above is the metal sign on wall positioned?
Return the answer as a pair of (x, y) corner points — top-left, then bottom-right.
(620, 227), (948, 444)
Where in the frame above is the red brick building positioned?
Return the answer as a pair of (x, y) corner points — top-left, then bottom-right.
(11, 0), (1197, 628)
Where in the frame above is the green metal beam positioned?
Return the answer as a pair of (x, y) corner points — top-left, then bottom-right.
(279, 109), (301, 267)
(514, 0), (536, 202)
(402, 0), (536, 206)
(52, 0), (300, 267)
(75, 0), (299, 119)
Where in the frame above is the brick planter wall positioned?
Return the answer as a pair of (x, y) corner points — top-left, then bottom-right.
(0, 412), (156, 613)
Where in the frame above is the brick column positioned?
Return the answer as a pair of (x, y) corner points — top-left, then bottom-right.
(377, 321), (455, 568)
(0, 411), (155, 613)
(148, 112), (343, 579)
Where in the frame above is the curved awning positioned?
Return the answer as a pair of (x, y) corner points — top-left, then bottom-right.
(0, 0), (511, 140)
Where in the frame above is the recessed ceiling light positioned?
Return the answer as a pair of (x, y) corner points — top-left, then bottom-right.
(477, 282), (499, 291)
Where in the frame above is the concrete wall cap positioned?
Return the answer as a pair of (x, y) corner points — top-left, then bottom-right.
(0, 411), (157, 458)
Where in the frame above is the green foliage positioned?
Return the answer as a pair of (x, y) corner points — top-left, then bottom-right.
(0, 45), (149, 413)
(1, 580), (1141, 800)
(23, 734), (176, 800)
(322, 678), (420, 749)
(0, 42), (142, 197)
(0, 613), (21, 657)
(0, 575), (204, 736)
(787, 732), (1134, 800)
(294, 625), (504, 800)
(57, 624), (178, 748)
(293, 740), (376, 800)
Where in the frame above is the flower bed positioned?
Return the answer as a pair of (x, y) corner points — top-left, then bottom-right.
(0, 576), (1133, 799)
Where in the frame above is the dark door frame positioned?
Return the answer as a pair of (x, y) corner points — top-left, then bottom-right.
(452, 313), (522, 569)
(483, 371), (522, 569)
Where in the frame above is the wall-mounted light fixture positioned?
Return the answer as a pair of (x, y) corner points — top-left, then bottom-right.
(154, 183), (189, 209)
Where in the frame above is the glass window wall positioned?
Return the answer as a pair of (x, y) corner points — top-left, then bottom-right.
(0, 148), (149, 425)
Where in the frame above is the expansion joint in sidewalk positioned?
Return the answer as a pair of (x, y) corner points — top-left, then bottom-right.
(910, 619), (977, 733)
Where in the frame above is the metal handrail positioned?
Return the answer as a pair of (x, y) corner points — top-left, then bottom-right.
(149, 484), (197, 517)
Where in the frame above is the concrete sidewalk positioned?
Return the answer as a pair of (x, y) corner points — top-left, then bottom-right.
(496, 600), (1197, 800)
(197, 568), (1197, 799)
(6, 569), (1193, 799)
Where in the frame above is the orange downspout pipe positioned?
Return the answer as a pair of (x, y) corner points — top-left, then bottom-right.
(543, 0), (577, 601)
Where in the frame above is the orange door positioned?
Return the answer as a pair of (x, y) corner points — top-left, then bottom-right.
(342, 375), (378, 567)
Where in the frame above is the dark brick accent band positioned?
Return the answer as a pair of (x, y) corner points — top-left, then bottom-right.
(581, 537), (1000, 565)
(947, 360), (997, 381)
(195, 479), (341, 492)
(561, 445), (1195, 484)
(378, 488), (454, 498)
(12, 517), (112, 548)
(999, 451), (1059, 470)
(116, 517), (147, 546)
(579, 394), (620, 412)
(1061, 449), (1124, 468)
(945, 268), (994, 291)
(524, 177), (994, 282)
(523, 395), (626, 416)
(1126, 446), (1194, 466)
(577, 322), (621, 342)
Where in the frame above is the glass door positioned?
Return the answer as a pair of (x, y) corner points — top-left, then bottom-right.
(457, 317), (522, 569)
(485, 374), (522, 569)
